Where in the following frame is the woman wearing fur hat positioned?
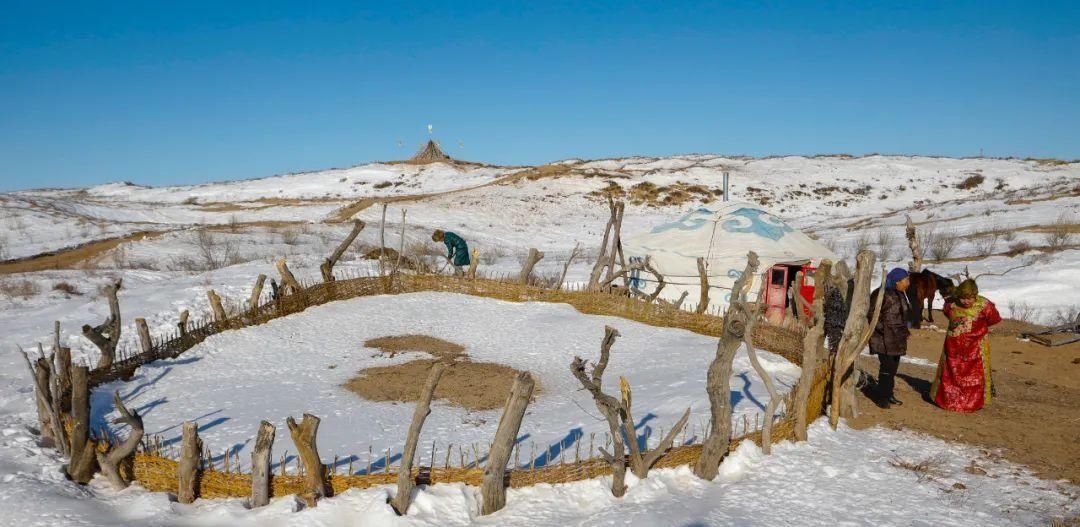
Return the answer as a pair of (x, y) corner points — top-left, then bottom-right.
(868, 268), (913, 408)
(930, 279), (1002, 413)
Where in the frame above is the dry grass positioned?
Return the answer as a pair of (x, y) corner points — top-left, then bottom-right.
(1006, 300), (1039, 325)
(922, 226), (961, 261)
(0, 279), (39, 299)
(956, 174), (985, 190)
(875, 227), (895, 260)
(972, 228), (1001, 257)
(52, 282), (82, 296)
(590, 181), (716, 207)
(1006, 239), (1032, 256)
(1043, 213), (1075, 251)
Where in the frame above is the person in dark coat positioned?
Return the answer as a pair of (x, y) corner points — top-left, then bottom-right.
(432, 229), (470, 275)
(868, 267), (912, 408)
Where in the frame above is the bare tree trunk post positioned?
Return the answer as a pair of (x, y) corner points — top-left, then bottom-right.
(391, 211), (406, 286)
(20, 348), (58, 448)
(67, 365), (97, 484)
(287, 414), (329, 507)
(587, 197), (617, 291)
(275, 259), (302, 296)
(249, 274), (267, 311)
(694, 251), (760, 480)
(248, 421), (276, 509)
(695, 257), (710, 314)
(742, 295), (780, 454)
(81, 280), (122, 369)
(518, 248), (545, 286)
(905, 215), (922, 273)
(390, 363), (446, 515)
(321, 219), (366, 282)
(178, 421), (202, 504)
(829, 251), (886, 429)
(207, 290), (227, 324)
(135, 317), (152, 355)
(467, 249), (480, 280)
(378, 204), (388, 277)
(794, 261), (831, 441)
(53, 322), (72, 398)
(96, 391), (144, 489)
(570, 327), (628, 497)
(555, 244), (582, 290)
(480, 371), (535, 515)
(178, 309), (190, 337)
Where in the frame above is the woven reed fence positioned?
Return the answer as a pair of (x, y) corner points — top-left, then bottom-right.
(85, 269), (823, 499)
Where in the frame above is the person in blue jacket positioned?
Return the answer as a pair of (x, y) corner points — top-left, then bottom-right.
(432, 229), (470, 275)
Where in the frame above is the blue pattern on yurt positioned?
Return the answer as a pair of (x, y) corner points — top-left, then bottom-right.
(649, 207), (715, 233)
(721, 208), (793, 241)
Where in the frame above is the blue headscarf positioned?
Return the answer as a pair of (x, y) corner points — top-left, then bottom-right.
(886, 268), (909, 290)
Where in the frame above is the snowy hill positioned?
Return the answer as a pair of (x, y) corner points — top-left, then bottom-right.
(0, 154), (1078, 525)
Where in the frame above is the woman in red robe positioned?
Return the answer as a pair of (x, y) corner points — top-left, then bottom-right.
(930, 279), (1002, 412)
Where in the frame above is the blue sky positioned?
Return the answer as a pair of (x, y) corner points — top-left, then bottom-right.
(1, 1), (1077, 191)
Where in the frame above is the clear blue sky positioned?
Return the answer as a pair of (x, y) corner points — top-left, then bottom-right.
(2, 1), (1077, 191)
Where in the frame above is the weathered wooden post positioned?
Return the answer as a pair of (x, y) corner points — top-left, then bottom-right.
(466, 249), (480, 280)
(286, 413), (329, 507)
(480, 371), (535, 515)
(518, 248), (545, 286)
(96, 391), (144, 489)
(67, 364), (97, 483)
(695, 257), (710, 314)
(275, 259), (303, 296)
(321, 220), (366, 282)
(249, 421), (276, 508)
(905, 215), (922, 273)
(178, 421), (202, 503)
(53, 321), (72, 395)
(81, 280), (123, 369)
(390, 363), (446, 515)
(694, 251), (759, 480)
(794, 261), (831, 441)
(830, 251), (885, 429)
(249, 274), (267, 311)
(135, 318), (152, 354)
(207, 290), (227, 323)
(178, 309), (190, 337)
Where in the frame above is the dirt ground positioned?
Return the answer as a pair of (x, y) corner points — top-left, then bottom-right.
(344, 335), (534, 411)
(850, 311), (1080, 483)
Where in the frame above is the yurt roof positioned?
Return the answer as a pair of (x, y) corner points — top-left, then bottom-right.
(624, 202), (839, 307)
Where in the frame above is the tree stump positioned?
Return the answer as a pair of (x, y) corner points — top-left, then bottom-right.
(390, 363), (446, 515)
(249, 274), (267, 311)
(178, 421), (202, 504)
(248, 421), (276, 508)
(830, 251), (886, 428)
(135, 317), (152, 354)
(480, 371), (535, 515)
(207, 290), (227, 323)
(518, 248), (545, 286)
(67, 365), (97, 484)
(96, 391), (143, 489)
(286, 414), (329, 507)
(81, 280), (122, 369)
(695, 257), (710, 314)
(694, 251), (759, 480)
(275, 259), (303, 296)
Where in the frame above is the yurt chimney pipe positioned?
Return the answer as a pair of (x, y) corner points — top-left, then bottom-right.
(723, 172), (729, 202)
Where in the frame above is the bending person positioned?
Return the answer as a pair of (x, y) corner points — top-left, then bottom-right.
(432, 229), (470, 276)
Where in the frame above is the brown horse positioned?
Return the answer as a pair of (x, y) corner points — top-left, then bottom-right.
(908, 269), (954, 328)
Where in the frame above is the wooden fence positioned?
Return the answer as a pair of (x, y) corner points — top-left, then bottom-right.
(78, 269), (820, 500)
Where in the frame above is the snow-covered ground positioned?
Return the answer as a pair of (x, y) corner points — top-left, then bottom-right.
(2, 154), (1078, 525)
(0, 419), (1074, 526)
(94, 292), (800, 473)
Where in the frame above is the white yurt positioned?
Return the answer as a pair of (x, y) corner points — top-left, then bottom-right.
(623, 202), (839, 312)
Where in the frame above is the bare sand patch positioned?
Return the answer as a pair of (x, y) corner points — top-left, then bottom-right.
(345, 335), (534, 411)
